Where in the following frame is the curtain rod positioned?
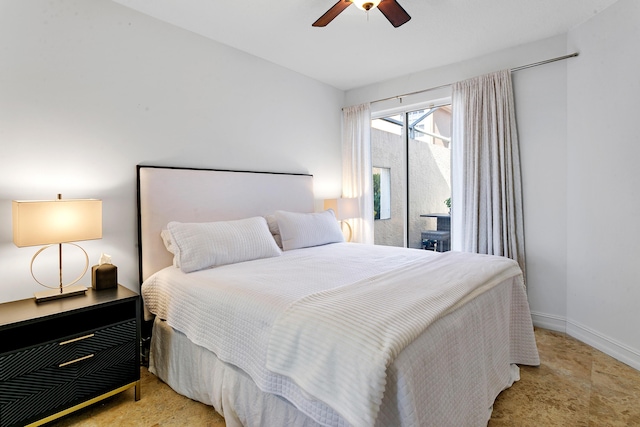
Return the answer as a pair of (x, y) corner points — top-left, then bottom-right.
(370, 52), (579, 105)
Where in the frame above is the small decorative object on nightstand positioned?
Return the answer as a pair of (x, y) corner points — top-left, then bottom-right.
(0, 285), (140, 427)
(12, 194), (102, 302)
(92, 253), (118, 290)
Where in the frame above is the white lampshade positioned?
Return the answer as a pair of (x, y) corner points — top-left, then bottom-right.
(13, 198), (102, 247)
(324, 198), (358, 221)
(352, 0), (381, 11)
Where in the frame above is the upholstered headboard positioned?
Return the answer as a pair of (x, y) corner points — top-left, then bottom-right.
(136, 165), (314, 285)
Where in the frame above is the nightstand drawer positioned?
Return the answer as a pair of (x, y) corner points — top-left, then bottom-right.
(76, 340), (137, 399)
(0, 341), (70, 382)
(0, 321), (136, 380)
(69, 320), (137, 362)
(0, 344), (137, 427)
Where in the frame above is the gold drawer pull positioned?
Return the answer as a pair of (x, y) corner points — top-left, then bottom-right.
(59, 354), (94, 367)
(59, 333), (95, 346)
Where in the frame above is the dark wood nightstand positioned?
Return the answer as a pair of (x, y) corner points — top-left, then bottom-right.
(0, 285), (140, 427)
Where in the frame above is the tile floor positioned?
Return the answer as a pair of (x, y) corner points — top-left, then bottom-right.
(48, 328), (640, 426)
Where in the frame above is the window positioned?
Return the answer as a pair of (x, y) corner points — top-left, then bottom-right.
(373, 167), (391, 220)
(371, 104), (452, 249)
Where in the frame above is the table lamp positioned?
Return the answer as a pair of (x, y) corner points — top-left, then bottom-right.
(12, 194), (102, 303)
(324, 198), (358, 242)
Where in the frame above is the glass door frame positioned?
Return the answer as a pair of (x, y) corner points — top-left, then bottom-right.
(371, 98), (452, 248)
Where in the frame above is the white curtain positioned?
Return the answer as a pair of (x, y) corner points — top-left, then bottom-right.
(342, 103), (374, 244)
(451, 70), (526, 275)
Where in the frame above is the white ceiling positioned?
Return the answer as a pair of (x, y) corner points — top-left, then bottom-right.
(110, 0), (618, 91)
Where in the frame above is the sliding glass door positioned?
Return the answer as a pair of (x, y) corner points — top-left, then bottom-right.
(371, 105), (452, 249)
(372, 113), (406, 247)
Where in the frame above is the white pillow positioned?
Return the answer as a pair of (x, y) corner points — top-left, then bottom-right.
(160, 229), (180, 268)
(264, 214), (283, 249)
(275, 209), (344, 251)
(166, 216), (282, 273)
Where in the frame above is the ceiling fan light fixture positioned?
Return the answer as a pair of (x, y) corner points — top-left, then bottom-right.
(351, 0), (381, 11)
(313, 0), (409, 28)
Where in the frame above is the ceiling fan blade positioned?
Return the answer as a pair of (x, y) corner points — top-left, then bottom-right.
(312, 0), (352, 27)
(377, 0), (411, 27)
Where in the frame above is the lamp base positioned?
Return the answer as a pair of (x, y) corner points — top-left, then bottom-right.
(34, 285), (87, 303)
(340, 220), (353, 242)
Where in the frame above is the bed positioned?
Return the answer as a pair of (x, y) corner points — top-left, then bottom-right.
(137, 165), (540, 427)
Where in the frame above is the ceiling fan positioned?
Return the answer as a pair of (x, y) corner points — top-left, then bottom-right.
(313, 0), (411, 28)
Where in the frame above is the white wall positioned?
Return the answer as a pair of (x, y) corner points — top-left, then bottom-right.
(566, 0), (640, 368)
(512, 55), (568, 331)
(0, 0), (344, 302)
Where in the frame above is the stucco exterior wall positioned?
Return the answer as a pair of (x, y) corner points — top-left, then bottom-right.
(372, 128), (451, 248)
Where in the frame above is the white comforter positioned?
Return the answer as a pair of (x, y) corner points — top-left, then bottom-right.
(266, 251), (522, 427)
(142, 243), (539, 426)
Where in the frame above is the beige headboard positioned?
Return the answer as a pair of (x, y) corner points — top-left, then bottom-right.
(136, 165), (314, 284)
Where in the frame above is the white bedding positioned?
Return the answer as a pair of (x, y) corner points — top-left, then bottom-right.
(266, 251), (522, 427)
(142, 242), (539, 426)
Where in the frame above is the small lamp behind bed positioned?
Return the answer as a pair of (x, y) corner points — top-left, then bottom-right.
(324, 198), (358, 242)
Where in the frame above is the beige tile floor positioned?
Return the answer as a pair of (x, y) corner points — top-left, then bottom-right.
(48, 328), (640, 426)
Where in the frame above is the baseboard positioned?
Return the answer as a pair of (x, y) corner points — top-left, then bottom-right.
(531, 311), (640, 371)
(531, 311), (566, 332)
(566, 319), (640, 372)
